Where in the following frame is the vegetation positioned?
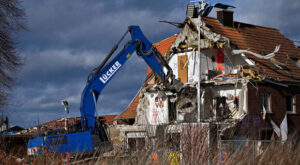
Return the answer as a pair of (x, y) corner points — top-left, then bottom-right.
(0, 0), (26, 106)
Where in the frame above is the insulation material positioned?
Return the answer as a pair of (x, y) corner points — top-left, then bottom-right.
(177, 55), (188, 83)
(170, 22), (213, 51)
(168, 47), (247, 83)
(181, 123), (209, 165)
(232, 45), (280, 60)
(168, 49), (219, 83)
(192, 17), (230, 45)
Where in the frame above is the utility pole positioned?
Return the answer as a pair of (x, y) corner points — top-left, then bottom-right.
(197, 6), (202, 123)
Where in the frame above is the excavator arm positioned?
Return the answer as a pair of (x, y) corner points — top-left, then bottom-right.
(28, 26), (181, 155)
(80, 26), (180, 132)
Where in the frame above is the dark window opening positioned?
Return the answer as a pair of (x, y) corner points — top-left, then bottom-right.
(128, 138), (145, 151)
(262, 93), (271, 113)
(260, 130), (274, 140)
(169, 101), (177, 122)
(128, 119), (135, 125)
(286, 95), (295, 112)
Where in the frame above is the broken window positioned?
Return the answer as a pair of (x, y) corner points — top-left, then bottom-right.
(286, 95), (295, 113)
(262, 93), (271, 113)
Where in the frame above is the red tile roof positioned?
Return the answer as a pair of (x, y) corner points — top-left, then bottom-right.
(116, 34), (177, 120)
(19, 115), (117, 135)
(99, 115), (118, 123)
(147, 34), (178, 74)
(202, 17), (300, 82)
(115, 91), (140, 120)
(116, 16), (300, 120)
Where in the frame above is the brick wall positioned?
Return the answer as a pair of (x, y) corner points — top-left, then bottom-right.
(247, 82), (300, 132)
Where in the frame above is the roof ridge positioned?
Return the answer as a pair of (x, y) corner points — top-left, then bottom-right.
(203, 16), (279, 31)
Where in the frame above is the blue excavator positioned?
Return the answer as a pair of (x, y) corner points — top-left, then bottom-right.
(27, 26), (182, 155)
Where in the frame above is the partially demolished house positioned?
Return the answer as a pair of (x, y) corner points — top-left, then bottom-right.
(114, 3), (300, 158)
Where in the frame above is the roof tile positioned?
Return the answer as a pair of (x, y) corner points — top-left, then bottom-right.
(202, 17), (300, 82)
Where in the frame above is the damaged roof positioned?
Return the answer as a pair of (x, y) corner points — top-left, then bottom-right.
(202, 17), (300, 83)
(147, 34), (178, 74)
(116, 34), (178, 120)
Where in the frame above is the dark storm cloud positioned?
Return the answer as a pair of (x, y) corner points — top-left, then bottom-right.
(8, 0), (186, 127)
(8, 0), (300, 128)
(20, 0), (185, 51)
(234, 0), (300, 42)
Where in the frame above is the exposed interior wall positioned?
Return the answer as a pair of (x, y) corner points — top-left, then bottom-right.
(167, 48), (248, 84)
(201, 84), (246, 120)
(135, 89), (171, 126)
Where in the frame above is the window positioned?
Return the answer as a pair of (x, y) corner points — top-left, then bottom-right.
(286, 95), (295, 113)
(262, 93), (271, 113)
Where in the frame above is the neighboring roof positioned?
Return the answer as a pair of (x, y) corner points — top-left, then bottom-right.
(41, 117), (81, 130)
(99, 115), (118, 123)
(117, 34), (178, 120)
(115, 91), (140, 120)
(16, 115), (117, 135)
(202, 17), (300, 82)
(1, 126), (24, 133)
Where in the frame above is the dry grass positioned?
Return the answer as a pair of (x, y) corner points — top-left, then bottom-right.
(1, 133), (300, 165)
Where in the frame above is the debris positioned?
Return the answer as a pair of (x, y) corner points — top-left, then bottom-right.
(232, 45), (280, 60)
(288, 55), (300, 68)
(176, 85), (198, 122)
(238, 65), (263, 81)
(280, 114), (288, 141)
(270, 57), (287, 70)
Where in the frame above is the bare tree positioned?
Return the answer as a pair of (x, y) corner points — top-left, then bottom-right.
(0, 0), (26, 106)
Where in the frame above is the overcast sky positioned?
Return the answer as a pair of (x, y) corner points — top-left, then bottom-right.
(6, 0), (300, 128)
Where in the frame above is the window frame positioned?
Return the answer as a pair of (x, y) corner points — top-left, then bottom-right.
(261, 93), (271, 113)
(286, 95), (296, 113)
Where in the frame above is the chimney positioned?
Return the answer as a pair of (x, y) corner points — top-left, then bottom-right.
(216, 9), (234, 27)
(186, 4), (197, 18)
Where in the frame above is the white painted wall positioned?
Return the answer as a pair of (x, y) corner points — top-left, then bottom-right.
(167, 48), (248, 83)
(144, 93), (169, 125)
